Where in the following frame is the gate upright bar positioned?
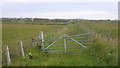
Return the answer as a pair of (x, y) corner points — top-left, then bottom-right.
(41, 31), (44, 51)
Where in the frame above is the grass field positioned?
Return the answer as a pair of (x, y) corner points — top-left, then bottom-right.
(2, 20), (118, 66)
(0, 22), (2, 67)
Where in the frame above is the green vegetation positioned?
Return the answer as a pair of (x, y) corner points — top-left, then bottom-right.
(0, 22), (2, 67)
(2, 19), (118, 66)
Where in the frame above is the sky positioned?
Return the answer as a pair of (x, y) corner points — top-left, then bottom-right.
(1, 0), (119, 20)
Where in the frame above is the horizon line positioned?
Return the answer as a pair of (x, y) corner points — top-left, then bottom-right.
(1, 17), (118, 20)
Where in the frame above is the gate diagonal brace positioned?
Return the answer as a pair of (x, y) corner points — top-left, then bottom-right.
(43, 34), (64, 51)
(64, 34), (88, 49)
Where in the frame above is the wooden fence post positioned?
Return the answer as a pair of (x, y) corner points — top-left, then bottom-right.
(6, 46), (11, 65)
(41, 32), (44, 51)
(64, 34), (67, 53)
(20, 41), (25, 58)
(32, 38), (35, 47)
(35, 36), (38, 46)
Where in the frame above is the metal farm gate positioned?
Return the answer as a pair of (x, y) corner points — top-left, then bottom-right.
(38, 32), (91, 53)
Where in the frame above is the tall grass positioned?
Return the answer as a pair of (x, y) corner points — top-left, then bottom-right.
(2, 21), (118, 66)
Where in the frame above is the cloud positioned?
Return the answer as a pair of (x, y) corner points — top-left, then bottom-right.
(2, 2), (117, 20)
(3, 11), (117, 20)
(37, 11), (117, 19)
(1, 0), (29, 2)
(1, 0), (119, 2)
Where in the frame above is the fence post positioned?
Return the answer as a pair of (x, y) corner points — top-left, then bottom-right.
(41, 31), (44, 51)
(32, 38), (35, 47)
(35, 36), (38, 46)
(64, 34), (67, 53)
(20, 41), (25, 58)
(6, 46), (11, 65)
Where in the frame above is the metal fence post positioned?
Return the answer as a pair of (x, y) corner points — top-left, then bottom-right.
(6, 46), (11, 65)
(41, 31), (44, 51)
(20, 41), (25, 58)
